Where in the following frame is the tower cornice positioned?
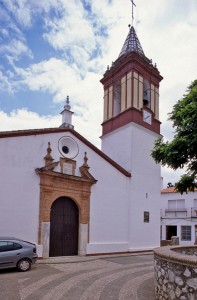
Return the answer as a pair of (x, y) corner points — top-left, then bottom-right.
(101, 106), (161, 136)
(101, 52), (163, 87)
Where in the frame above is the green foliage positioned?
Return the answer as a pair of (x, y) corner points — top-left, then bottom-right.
(151, 80), (197, 194)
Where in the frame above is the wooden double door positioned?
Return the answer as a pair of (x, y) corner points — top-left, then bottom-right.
(49, 197), (79, 257)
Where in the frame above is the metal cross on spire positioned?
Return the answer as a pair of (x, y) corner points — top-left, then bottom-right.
(131, 0), (136, 25)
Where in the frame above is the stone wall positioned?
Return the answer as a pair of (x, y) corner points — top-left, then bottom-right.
(160, 240), (171, 246)
(154, 246), (197, 300)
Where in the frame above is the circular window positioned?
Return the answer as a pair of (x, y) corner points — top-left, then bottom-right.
(58, 136), (79, 159)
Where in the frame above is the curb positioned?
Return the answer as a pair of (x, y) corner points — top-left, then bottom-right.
(37, 251), (153, 264)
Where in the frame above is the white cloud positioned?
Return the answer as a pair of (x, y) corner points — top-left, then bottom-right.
(10, 57), (103, 147)
(12, 56), (104, 104)
(2, 0), (33, 27)
(42, 0), (110, 74)
(1, 0), (57, 28)
(0, 28), (9, 37)
(0, 39), (33, 61)
(43, 5), (96, 52)
(133, 0), (197, 148)
(161, 166), (185, 189)
(0, 109), (60, 131)
(14, 58), (82, 101)
(0, 103), (102, 147)
(0, 70), (14, 93)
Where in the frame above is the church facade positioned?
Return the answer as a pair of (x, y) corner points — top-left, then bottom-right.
(0, 25), (163, 257)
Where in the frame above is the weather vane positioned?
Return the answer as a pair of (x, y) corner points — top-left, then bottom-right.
(131, 0), (136, 26)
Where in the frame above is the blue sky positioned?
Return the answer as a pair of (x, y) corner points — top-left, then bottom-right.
(0, 0), (197, 186)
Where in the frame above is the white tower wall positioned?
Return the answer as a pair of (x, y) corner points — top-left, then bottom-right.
(101, 122), (161, 250)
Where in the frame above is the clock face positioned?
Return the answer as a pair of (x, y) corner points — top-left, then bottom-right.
(143, 110), (152, 124)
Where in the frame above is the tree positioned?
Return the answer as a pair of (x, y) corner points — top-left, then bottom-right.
(151, 80), (197, 194)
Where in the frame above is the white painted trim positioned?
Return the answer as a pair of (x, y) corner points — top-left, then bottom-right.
(86, 242), (129, 254)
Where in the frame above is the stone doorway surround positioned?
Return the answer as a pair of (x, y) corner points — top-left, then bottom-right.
(36, 144), (96, 258)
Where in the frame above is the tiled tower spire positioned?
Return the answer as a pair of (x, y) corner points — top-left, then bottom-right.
(119, 25), (145, 58)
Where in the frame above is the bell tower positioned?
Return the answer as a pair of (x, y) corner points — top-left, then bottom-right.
(100, 18), (163, 250)
(100, 19), (163, 250)
(100, 24), (163, 169)
(101, 25), (163, 137)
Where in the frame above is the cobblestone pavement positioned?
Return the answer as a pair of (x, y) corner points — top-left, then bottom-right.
(0, 254), (155, 300)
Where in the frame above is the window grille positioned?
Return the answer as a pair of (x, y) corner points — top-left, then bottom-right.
(181, 226), (191, 241)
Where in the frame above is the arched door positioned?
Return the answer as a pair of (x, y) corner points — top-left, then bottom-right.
(49, 197), (79, 257)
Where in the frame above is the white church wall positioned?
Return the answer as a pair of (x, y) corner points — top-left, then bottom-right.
(0, 135), (41, 245)
(57, 132), (131, 254)
(87, 163), (130, 253)
(0, 132), (77, 248)
(101, 122), (161, 251)
(0, 130), (131, 255)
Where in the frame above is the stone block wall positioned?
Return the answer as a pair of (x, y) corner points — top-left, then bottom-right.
(154, 246), (197, 300)
(160, 240), (171, 246)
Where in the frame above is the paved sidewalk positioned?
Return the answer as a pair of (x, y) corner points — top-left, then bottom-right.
(0, 253), (155, 300)
(37, 252), (155, 299)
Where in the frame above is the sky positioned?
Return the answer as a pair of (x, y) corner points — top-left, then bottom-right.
(0, 0), (196, 187)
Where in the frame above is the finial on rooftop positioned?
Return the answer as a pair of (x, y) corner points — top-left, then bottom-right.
(64, 95), (71, 110)
(60, 95), (74, 129)
(131, 0), (136, 26)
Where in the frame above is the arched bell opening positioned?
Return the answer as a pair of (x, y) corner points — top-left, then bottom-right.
(113, 82), (121, 117)
(143, 79), (151, 108)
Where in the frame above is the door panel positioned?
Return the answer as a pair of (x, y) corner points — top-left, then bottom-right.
(49, 197), (79, 257)
(166, 225), (177, 240)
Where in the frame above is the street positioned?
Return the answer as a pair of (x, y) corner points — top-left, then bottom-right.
(0, 254), (154, 300)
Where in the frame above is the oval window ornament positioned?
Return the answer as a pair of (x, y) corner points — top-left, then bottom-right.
(58, 136), (79, 159)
